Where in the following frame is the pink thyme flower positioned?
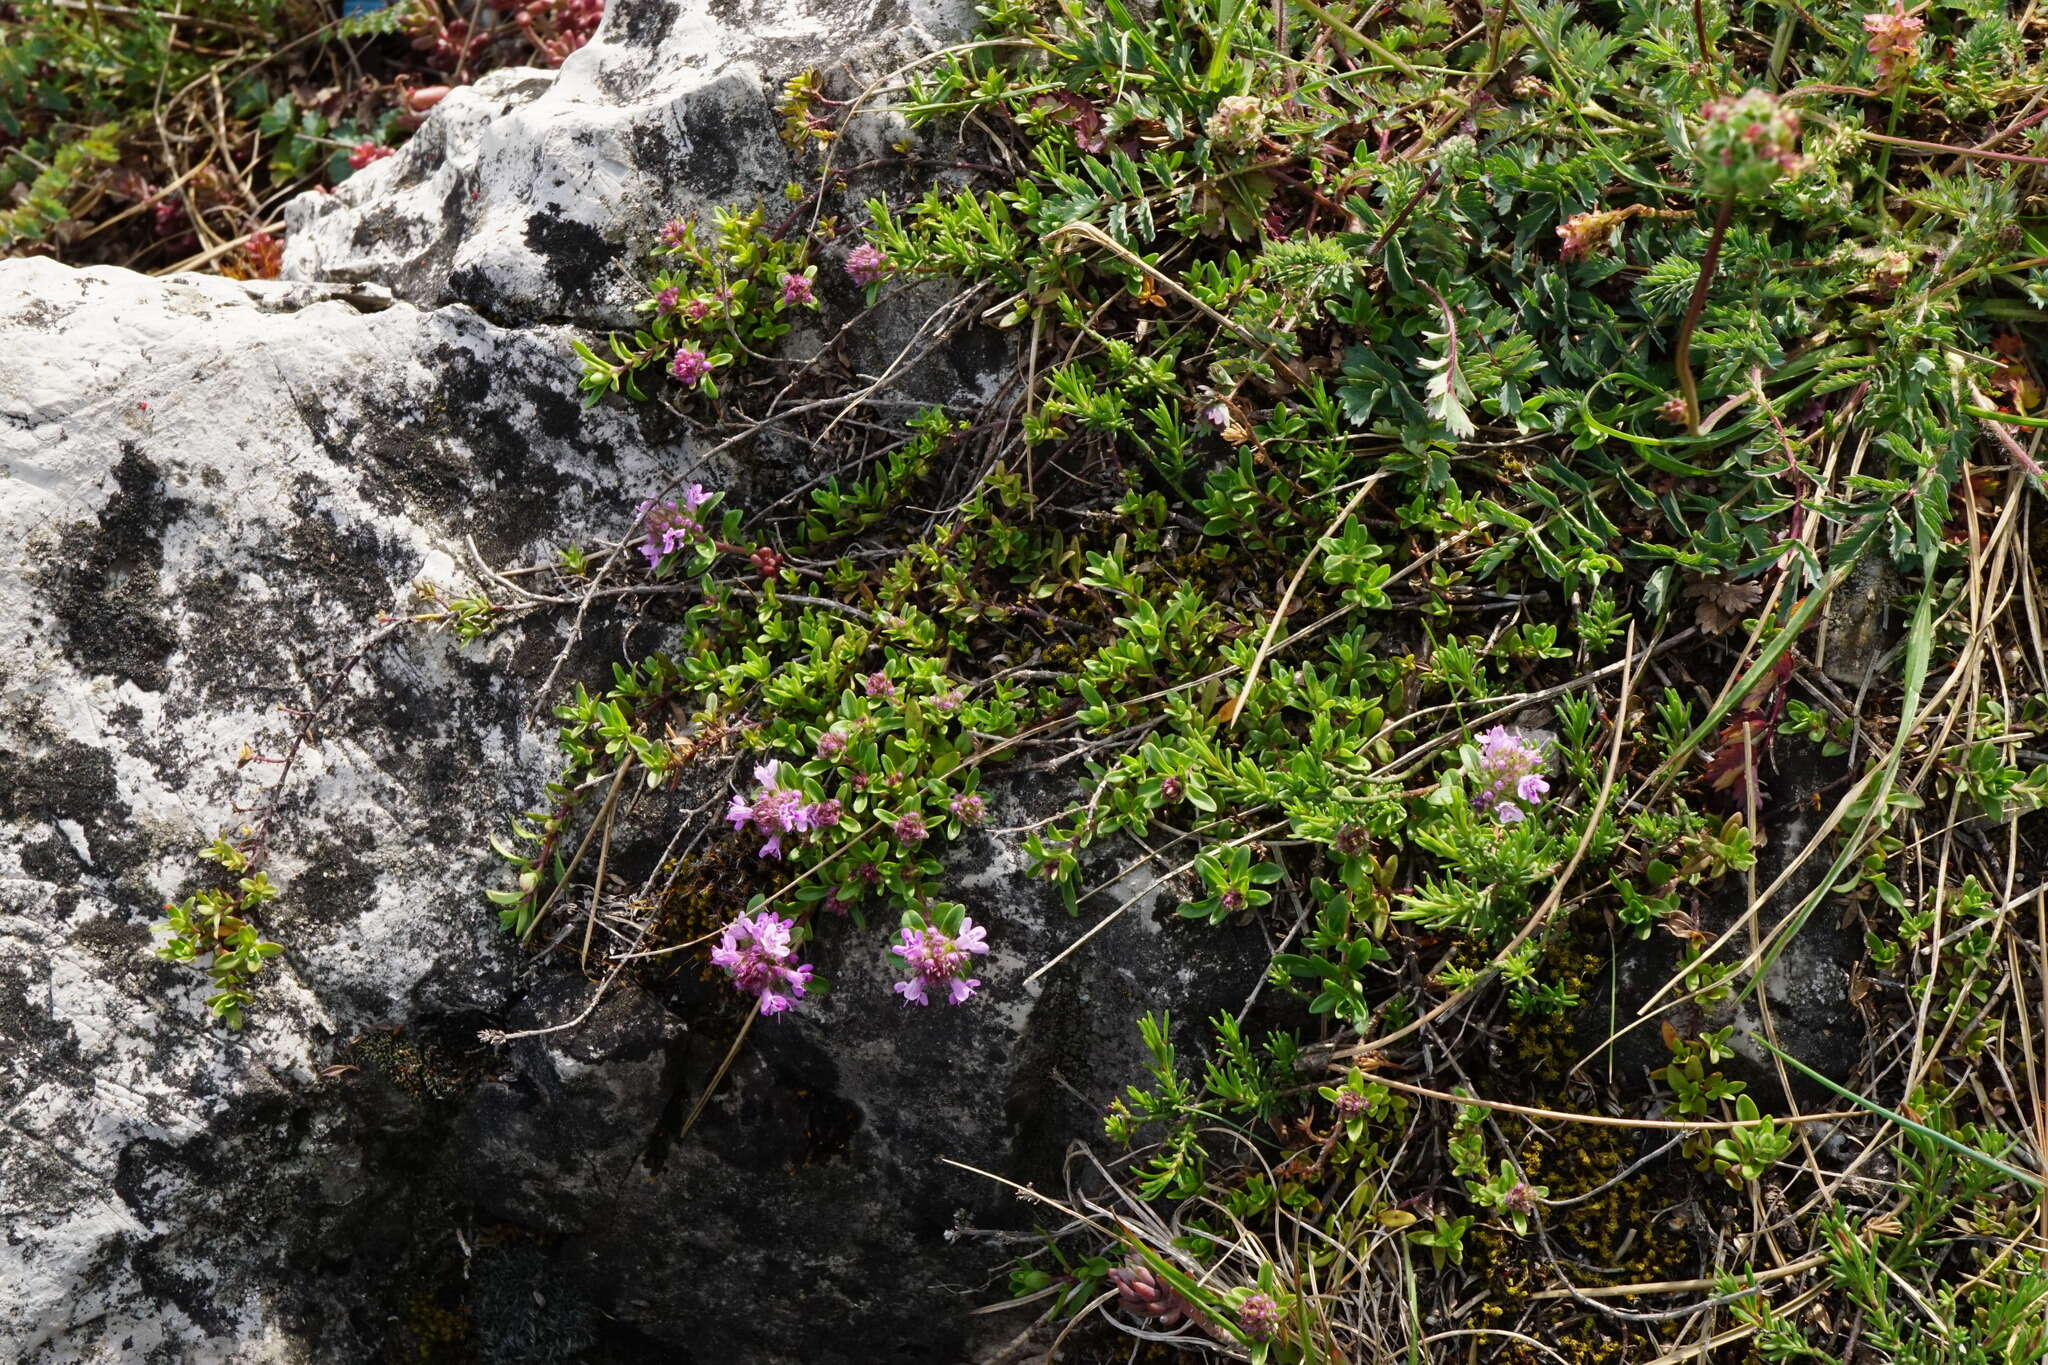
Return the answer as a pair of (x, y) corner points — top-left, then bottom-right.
(670, 347), (712, 385)
(1473, 725), (1551, 825)
(726, 761), (823, 858)
(948, 792), (985, 826)
(863, 672), (895, 699)
(892, 812), (928, 846)
(711, 910), (813, 1014)
(681, 297), (713, 322)
(780, 272), (816, 307)
(657, 217), (689, 249)
(889, 915), (989, 1006)
(635, 485), (713, 567)
(807, 797), (844, 829)
(843, 243), (889, 286)
(815, 730), (848, 761)
(655, 286), (681, 315)
(1237, 1293), (1281, 1342)
(1863, 7), (1923, 91)
(932, 688), (963, 714)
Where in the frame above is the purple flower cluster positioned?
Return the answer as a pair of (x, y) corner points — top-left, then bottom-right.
(843, 243), (890, 286)
(657, 217), (689, 249)
(670, 347), (712, 385)
(1474, 725), (1550, 824)
(1237, 1292), (1280, 1341)
(780, 272), (815, 307)
(636, 485), (713, 568)
(726, 761), (837, 858)
(710, 910), (813, 1015)
(947, 792), (984, 827)
(889, 916), (988, 1006)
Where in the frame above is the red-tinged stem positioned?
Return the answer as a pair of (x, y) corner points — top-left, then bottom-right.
(1674, 192), (1736, 436)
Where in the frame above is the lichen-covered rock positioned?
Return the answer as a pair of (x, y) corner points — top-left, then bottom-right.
(0, 258), (680, 1361)
(0, 258), (1264, 1362)
(284, 0), (977, 326)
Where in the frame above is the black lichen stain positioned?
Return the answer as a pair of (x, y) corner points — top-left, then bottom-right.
(522, 211), (618, 303)
(607, 0), (677, 48)
(626, 96), (751, 192)
(287, 325), (630, 563)
(37, 444), (184, 691)
(0, 723), (144, 875)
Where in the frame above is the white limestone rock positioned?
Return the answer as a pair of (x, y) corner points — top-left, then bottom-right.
(283, 0), (977, 326)
(0, 258), (685, 1362)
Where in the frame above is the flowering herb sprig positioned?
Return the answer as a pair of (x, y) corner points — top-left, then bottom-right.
(628, 486), (797, 584)
(1670, 87), (1807, 432)
(636, 485), (714, 567)
(1223, 1263), (1297, 1362)
(1692, 88), (1807, 199)
(888, 902), (988, 1005)
(1863, 7), (1925, 93)
(1472, 725), (1551, 825)
(726, 761), (842, 859)
(1178, 845), (1283, 926)
(572, 200), (823, 405)
(843, 241), (891, 291)
(710, 909), (815, 1014)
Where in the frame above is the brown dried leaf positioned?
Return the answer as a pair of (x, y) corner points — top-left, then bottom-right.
(1683, 571), (1764, 635)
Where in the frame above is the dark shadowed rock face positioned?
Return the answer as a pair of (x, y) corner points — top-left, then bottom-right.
(1575, 737), (1867, 1107)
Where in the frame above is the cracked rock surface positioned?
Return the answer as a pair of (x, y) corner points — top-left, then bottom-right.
(1, 3), (1268, 1361)
(285, 0), (972, 327)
